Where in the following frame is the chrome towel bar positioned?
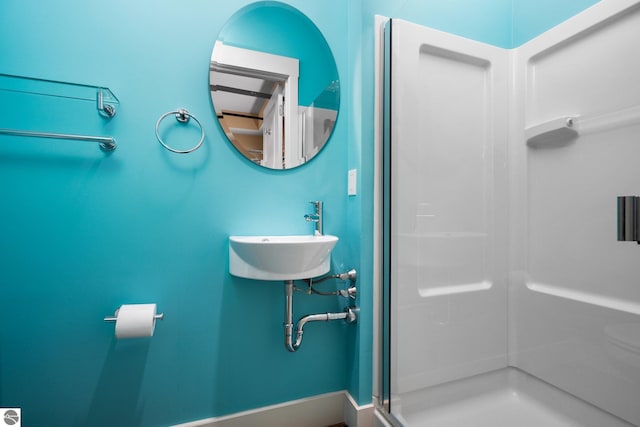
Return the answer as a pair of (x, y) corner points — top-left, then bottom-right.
(0, 128), (117, 152)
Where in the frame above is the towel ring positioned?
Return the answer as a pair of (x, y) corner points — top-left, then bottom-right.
(155, 108), (205, 154)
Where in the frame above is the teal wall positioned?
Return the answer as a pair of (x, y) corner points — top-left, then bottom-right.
(0, 0), (601, 425)
(367, 0), (513, 48)
(365, 0), (602, 49)
(0, 1), (352, 426)
(512, 0), (601, 46)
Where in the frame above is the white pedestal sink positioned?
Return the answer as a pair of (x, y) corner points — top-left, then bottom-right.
(229, 235), (338, 280)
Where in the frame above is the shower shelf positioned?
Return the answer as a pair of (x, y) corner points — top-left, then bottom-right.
(525, 105), (640, 148)
(0, 73), (119, 151)
(525, 116), (579, 147)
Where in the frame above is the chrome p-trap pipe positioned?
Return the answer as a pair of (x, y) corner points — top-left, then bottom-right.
(284, 280), (357, 352)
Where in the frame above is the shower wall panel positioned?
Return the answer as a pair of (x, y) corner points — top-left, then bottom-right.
(511, 1), (640, 424)
(389, 20), (509, 395)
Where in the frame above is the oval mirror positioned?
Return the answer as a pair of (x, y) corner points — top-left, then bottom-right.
(210, 2), (340, 170)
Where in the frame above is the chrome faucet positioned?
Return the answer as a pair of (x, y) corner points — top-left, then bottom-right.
(304, 201), (323, 236)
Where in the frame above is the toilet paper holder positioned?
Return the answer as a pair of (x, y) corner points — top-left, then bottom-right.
(104, 310), (165, 322)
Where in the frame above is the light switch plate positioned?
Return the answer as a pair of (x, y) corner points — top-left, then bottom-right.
(348, 169), (357, 196)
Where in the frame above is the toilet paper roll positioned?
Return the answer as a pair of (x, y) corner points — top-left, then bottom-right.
(115, 304), (157, 339)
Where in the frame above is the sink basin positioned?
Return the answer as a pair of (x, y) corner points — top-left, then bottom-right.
(229, 235), (338, 280)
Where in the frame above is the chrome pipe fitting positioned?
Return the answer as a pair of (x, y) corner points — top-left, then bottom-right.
(312, 268), (357, 284)
(339, 286), (357, 300)
(344, 307), (358, 324)
(337, 268), (357, 282)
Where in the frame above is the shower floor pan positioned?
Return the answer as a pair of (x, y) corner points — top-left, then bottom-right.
(394, 368), (632, 427)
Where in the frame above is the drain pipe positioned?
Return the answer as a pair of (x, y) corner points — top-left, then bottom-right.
(284, 280), (296, 351)
(284, 280), (357, 352)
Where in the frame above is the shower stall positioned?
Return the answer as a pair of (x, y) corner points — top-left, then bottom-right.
(375, 0), (640, 425)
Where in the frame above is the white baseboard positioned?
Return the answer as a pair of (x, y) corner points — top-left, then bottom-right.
(344, 392), (375, 427)
(173, 391), (374, 427)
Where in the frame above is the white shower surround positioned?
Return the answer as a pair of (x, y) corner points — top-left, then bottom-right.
(379, 0), (640, 425)
(512, 0), (640, 423)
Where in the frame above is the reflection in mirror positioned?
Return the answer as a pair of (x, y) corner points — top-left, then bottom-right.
(210, 2), (340, 169)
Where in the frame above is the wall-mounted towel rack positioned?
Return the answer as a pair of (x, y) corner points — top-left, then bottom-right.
(155, 108), (205, 154)
(0, 73), (119, 152)
(0, 128), (116, 151)
(0, 73), (119, 116)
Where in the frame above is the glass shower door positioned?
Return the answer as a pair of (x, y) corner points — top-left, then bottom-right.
(380, 17), (510, 425)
